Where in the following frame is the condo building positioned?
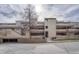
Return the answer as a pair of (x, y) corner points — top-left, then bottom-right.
(0, 18), (79, 43)
(45, 18), (79, 42)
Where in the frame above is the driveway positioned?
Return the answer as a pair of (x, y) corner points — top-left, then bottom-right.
(0, 42), (79, 54)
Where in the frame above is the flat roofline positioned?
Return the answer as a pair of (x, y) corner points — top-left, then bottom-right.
(0, 23), (16, 24)
(45, 18), (56, 20)
(57, 22), (79, 23)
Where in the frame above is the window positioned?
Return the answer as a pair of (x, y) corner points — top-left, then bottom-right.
(45, 31), (48, 37)
(46, 26), (48, 29)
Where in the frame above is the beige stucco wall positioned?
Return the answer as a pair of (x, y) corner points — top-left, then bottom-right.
(18, 38), (46, 43)
(45, 18), (56, 42)
(0, 29), (46, 43)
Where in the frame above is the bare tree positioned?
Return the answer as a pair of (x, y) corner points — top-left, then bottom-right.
(21, 4), (38, 38)
(24, 4), (37, 24)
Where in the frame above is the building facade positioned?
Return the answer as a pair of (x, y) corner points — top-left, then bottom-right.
(0, 20), (46, 43)
(0, 18), (79, 43)
(45, 18), (79, 42)
(44, 18), (56, 42)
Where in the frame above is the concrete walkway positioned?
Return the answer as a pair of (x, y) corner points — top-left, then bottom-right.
(0, 42), (79, 54)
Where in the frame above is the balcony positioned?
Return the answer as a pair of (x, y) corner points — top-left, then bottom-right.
(30, 30), (44, 33)
(56, 35), (67, 39)
(56, 23), (72, 27)
(30, 26), (44, 29)
(67, 29), (79, 32)
(57, 29), (79, 33)
(56, 29), (66, 33)
(31, 36), (44, 39)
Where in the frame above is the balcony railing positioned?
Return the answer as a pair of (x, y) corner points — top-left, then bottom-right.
(56, 29), (66, 32)
(57, 29), (79, 33)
